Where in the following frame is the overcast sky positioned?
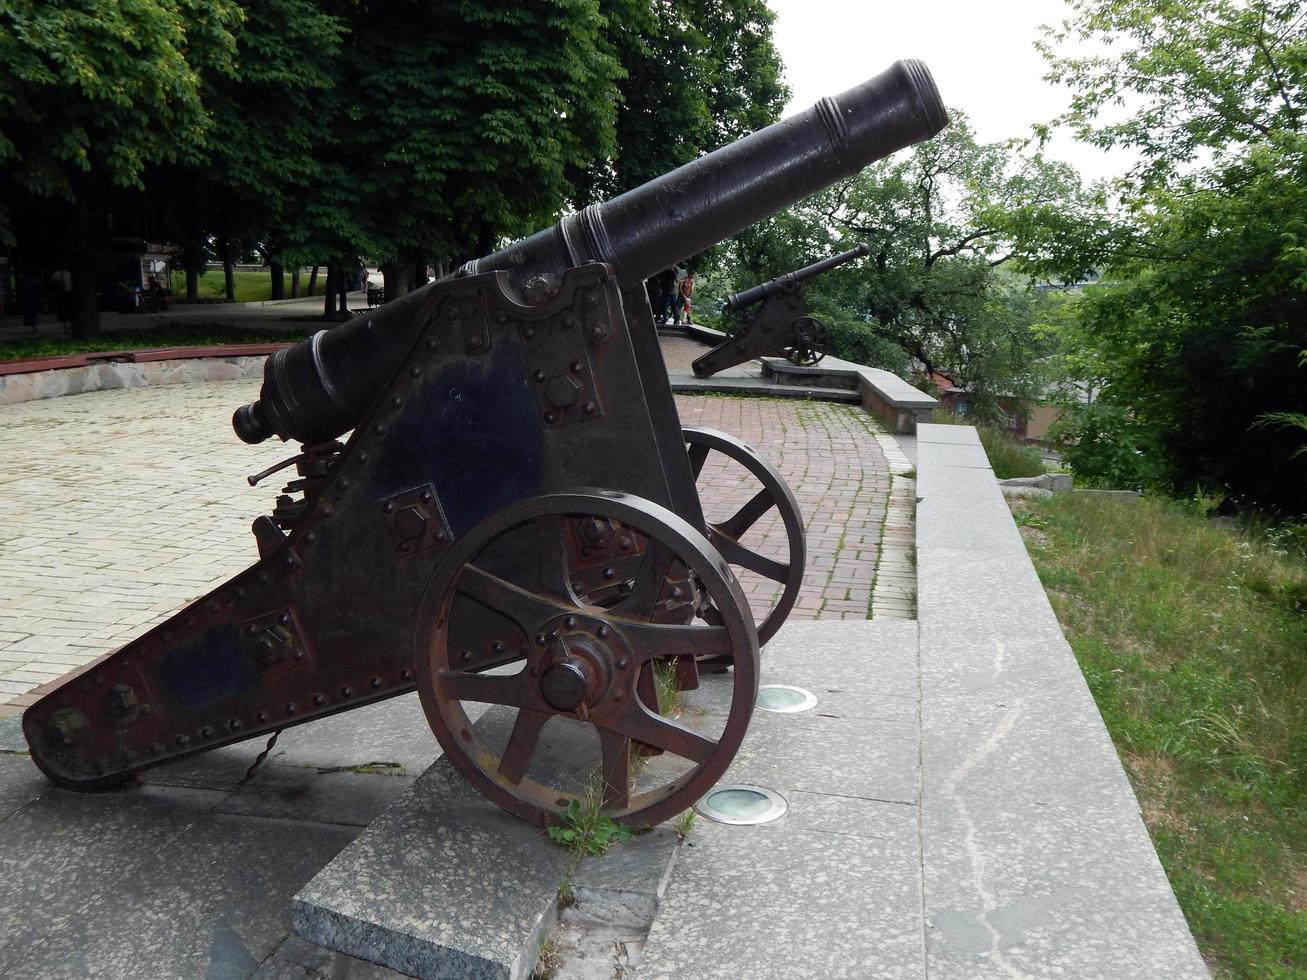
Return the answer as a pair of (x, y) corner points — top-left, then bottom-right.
(767, 0), (1137, 182)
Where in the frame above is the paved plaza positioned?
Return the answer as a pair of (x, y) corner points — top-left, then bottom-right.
(0, 344), (914, 712)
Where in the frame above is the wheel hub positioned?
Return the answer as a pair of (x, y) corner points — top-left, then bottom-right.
(540, 659), (590, 711)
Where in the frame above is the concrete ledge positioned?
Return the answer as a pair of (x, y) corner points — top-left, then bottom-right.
(914, 423), (1207, 977)
(762, 356), (936, 433)
(0, 353), (272, 405)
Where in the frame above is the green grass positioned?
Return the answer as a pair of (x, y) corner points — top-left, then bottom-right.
(182, 269), (292, 304)
(0, 325), (311, 362)
(1016, 493), (1307, 977)
(977, 427), (1045, 479)
(927, 411), (1046, 479)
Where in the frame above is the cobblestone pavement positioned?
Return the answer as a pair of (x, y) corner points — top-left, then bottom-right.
(0, 346), (913, 710)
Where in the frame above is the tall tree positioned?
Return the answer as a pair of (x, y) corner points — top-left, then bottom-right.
(0, 0), (241, 336)
(713, 113), (1082, 419)
(344, 0), (624, 298)
(1037, 0), (1307, 510)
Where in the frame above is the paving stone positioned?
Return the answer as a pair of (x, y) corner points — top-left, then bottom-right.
(218, 765), (416, 828)
(914, 431), (1207, 978)
(0, 783), (225, 972)
(637, 815), (921, 980)
(0, 752), (46, 821)
(270, 693), (440, 776)
(293, 752), (571, 980)
(5, 812), (356, 980)
(922, 802), (1207, 979)
(569, 828), (680, 930)
(0, 712), (27, 751)
(252, 934), (413, 979)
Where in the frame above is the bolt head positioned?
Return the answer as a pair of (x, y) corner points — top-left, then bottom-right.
(545, 373), (583, 410)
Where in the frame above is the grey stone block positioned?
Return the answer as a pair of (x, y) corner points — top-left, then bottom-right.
(0, 783), (225, 972)
(922, 803), (1207, 979)
(271, 693), (442, 776)
(0, 713), (28, 752)
(570, 828), (680, 930)
(6, 811), (355, 980)
(637, 815), (922, 980)
(252, 934), (414, 979)
(915, 423), (981, 446)
(142, 737), (272, 790)
(0, 752), (46, 821)
(724, 709), (919, 806)
(218, 764), (416, 827)
(293, 755), (570, 980)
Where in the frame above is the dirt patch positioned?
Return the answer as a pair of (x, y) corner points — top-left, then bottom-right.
(1124, 750), (1187, 833)
(1292, 865), (1307, 912)
(1019, 524), (1050, 549)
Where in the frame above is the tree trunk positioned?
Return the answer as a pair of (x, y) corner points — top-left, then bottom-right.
(381, 262), (412, 301)
(69, 177), (102, 339)
(323, 266), (337, 316)
(336, 265), (349, 314)
(223, 257), (235, 303)
(308, 265), (319, 296)
(270, 261), (285, 300)
(185, 257), (200, 302)
(291, 268), (301, 299)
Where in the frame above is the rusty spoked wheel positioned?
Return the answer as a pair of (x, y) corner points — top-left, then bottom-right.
(683, 427), (806, 646)
(782, 314), (829, 367)
(415, 490), (759, 828)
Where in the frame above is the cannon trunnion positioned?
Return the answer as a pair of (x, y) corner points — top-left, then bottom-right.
(23, 61), (947, 827)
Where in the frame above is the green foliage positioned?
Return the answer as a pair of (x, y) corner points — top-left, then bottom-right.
(1031, 0), (1307, 514)
(1040, 0), (1307, 187)
(708, 112), (1083, 411)
(977, 428), (1045, 480)
(821, 315), (910, 374)
(0, 0), (242, 240)
(1048, 401), (1158, 491)
(547, 797), (633, 857)
(1020, 491), (1307, 976)
(595, 0), (786, 197)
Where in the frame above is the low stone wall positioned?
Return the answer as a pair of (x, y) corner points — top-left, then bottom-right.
(762, 357), (937, 433)
(0, 355), (270, 406)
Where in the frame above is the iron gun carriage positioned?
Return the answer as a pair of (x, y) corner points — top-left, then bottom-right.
(25, 61), (946, 827)
(692, 243), (872, 376)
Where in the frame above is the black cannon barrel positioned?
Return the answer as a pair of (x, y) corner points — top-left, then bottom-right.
(233, 60), (946, 445)
(724, 243), (871, 312)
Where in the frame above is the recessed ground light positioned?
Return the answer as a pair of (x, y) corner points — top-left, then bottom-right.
(756, 684), (817, 713)
(694, 784), (788, 825)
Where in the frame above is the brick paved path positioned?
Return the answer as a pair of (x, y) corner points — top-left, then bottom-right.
(0, 355), (908, 710)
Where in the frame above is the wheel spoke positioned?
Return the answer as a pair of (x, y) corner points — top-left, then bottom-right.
(716, 488), (776, 540)
(614, 619), (734, 665)
(712, 533), (789, 583)
(437, 668), (531, 708)
(455, 564), (572, 631)
(599, 729), (631, 809)
(603, 700), (718, 765)
(686, 441), (710, 479)
(536, 515), (578, 603)
(498, 709), (549, 785)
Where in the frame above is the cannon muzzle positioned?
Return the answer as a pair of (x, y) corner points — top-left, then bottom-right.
(235, 60), (946, 445)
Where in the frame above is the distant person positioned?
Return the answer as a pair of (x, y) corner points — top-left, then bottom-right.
(355, 259), (368, 292)
(677, 271), (695, 325)
(49, 267), (72, 329)
(17, 271), (42, 331)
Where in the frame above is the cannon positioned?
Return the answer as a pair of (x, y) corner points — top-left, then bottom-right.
(692, 243), (871, 376)
(24, 61), (946, 827)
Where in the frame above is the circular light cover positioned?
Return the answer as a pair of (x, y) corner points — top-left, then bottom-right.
(756, 684), (817, 713)
(694, 784), (788, 825)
